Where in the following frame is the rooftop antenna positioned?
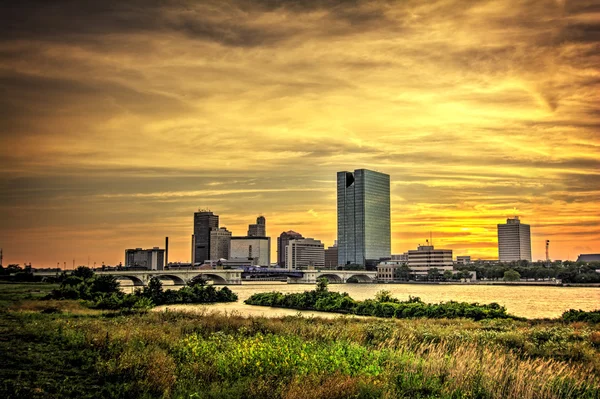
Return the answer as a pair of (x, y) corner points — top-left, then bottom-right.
(430, 231), (433, 246)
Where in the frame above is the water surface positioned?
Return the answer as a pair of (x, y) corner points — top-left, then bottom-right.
(148, 282), (599, 319)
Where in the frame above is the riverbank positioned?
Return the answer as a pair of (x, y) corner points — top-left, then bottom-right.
(2, 283), (600, 398)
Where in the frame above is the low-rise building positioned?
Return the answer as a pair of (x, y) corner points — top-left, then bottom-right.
(286, 238), (325, 270)
(125, 247), (165, 270)
(576, 254), (600, 263)
(230, 237), (271, 266)
(407, 245), (453, 277)
(376, 260), (407, 281)
(456, 255), (471, 265)
(391, 253), (408, 262)
(324, 244), (338, 268)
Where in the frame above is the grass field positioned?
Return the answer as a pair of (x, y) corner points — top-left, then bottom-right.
(1, 282), (599, 398)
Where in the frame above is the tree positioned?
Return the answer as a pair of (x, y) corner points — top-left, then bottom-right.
(427, 268), (440, 281)
(375, 290), (395, 303)
(90, 274), (120, 294)
(503, 269), (521, 282)
(396, 264), (411, 281)
(188, 275), (208, 287)
(460, 270), (473, 280)
(72, 266), (94, 280)
(316, 277), (329, 293)
(443, 270), (454, 281)
(143, 277), (164, 303)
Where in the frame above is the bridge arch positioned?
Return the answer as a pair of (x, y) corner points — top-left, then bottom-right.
(115, 275), (145, 287)
(157, 274), (187, 286)
(318, 273), (344, 283)
(346, 274), (374, 283)
(199, 273), (228, 285)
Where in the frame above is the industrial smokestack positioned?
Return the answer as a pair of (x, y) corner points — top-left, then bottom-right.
(165, 236), (169, 267)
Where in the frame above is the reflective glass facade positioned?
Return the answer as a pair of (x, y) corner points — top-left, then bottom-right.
(337, 169), (391, 265)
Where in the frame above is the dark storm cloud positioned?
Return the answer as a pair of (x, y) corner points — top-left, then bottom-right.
(0, 0), (394, 48)
(0, 70), (194, 136)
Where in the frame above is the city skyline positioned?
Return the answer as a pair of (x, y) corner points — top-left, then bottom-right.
(1, 0), (599, 266)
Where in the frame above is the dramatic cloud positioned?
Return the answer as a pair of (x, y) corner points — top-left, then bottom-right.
(0, 0), (598, 265)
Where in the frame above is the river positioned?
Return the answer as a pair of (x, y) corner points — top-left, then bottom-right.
(145, 282), (599, 319)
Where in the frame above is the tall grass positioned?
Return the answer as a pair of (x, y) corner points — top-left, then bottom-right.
(2, 282), (599, 398)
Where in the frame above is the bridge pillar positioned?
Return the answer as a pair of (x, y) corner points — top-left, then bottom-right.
(287, 270), (318, 284)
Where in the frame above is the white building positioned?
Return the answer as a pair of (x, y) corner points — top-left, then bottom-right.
(407, 245), (453, 275)
(498, 217), (532, 262)
(285, 238), (325, 270)
(125, 247), (165, 270)
(230, 237), (271, 266)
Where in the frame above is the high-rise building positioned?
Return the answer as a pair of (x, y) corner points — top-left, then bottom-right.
(192, 210), (219, 265)
(248, 216), (266, 237)
(337, 169), (391, 266)
(285, 238), (325, 270)
(125, 247), (165, 270)
(210, 227), (232, 261)
(277, 230), (303, 266)
(498, 217), (532, 262)
(230, 236), (271, 266)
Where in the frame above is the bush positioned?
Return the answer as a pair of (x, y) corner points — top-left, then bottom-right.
(46, 271), (238, 310)
(245, 283), (516, 321)
(562, 309), (600, 324)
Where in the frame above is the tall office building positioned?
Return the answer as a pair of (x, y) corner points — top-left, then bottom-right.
(192, 210), (219, 265)
(277, 230), (303, 266)
(497, 217), (532, 262)
(337, 169), (391, 266)
(210, 227), (232, 260)
(285, 238), (325, 270)
(248, 216), (266, 237)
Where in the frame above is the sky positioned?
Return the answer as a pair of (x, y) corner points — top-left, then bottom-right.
(1, 0), (599, 267)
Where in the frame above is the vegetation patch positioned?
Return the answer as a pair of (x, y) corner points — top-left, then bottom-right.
(45, 266), (238, 311)
(245, 279), (519, 321)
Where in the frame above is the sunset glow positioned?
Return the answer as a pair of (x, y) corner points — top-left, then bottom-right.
(1, 0), (599, 266)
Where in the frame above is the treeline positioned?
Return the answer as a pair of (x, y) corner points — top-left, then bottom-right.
(0, 264), (43, 282)
(561, 309), (600, 324)
(245, 279), (516, 321)
(455, 261), (600, 284)
(47, 266), (237, 310)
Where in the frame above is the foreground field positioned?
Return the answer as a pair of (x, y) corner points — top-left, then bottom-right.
(1, 283), (599, 398)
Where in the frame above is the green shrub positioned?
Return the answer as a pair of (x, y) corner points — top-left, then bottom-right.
(245, 283), (515, 321)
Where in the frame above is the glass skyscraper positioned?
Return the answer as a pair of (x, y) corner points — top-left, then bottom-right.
(337, 169), (391, 266)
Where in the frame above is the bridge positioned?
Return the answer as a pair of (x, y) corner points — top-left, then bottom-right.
(34, 269), (242, 286)
(33, 268), (377, 286)
(287, 269), (377, 284)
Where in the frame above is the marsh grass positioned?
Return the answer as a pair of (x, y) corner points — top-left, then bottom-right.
(1, 284), (599, 398)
